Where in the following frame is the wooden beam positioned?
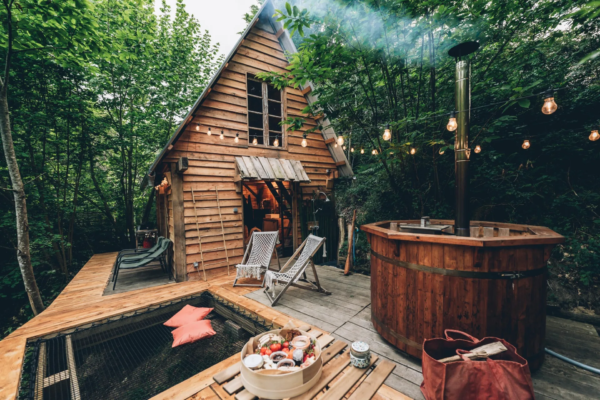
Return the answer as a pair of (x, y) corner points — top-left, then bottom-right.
(65, 336), (81, 400)
(171, 163), (187, 282)
(276, 28), (285, 39)
(242, 183), (259, 200)
(335, 160), (347, 167)
(324, 138), (336, 145)
(301, 86), (312, 96)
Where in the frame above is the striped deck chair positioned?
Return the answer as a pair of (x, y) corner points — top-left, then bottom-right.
(111, 237), (166, 280)
(112, 238), (172, 290)
(264, 234), (331, 306)
(233, 231), (280, 287)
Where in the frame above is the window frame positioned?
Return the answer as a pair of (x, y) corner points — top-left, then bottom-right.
(245, 73), (286, 149)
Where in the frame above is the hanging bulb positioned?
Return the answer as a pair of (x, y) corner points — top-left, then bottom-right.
(383, 124), (391, 141)
(252, 137), (258, 145)
(522, 140), (530, 149)
(207, 127), (212, 136)
(301, 133), (308, 148)
(410, 147), (416, 155)
(220, 130), (224, 140)
(372, 149), (378, 155)
(360, 148), (364, 154)
(274, 137), (279, 147)
(337, 136), (344, 146)
(439, 148), (445, 155)
(195, 123), (200, 131)
(342, 145), (346, 150)
(541, 91), (557, 115)
(334, 142), (338, 148)
(589, 130), (599, 142)
(474, 145), (481, 153)
(351, 147), (354, 152)
(234, 133), (239, 143)
(447, 111), (457, 132)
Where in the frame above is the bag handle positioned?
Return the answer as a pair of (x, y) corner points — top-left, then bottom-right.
(456, 349), (473, 362)
(444, 330), (479, 343)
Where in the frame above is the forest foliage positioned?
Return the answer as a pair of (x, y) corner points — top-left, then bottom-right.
(0, 0), (221, 336)
(261, 0), (600, 311)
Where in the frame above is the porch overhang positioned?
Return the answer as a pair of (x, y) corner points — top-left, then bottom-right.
(235, 156), (310, 183)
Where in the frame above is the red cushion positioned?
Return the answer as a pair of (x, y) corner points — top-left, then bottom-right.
(163, 305), (213, 328)
(171, 319), (216, 347)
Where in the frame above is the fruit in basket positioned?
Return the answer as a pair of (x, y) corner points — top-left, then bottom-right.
(270, 343), (282, 352)
(283, 341), (289, 349)
(265, 349), (272, 356)
(260, 347), (267, 355)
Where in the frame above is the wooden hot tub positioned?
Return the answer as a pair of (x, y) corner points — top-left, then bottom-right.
(361, 219), (564, 370)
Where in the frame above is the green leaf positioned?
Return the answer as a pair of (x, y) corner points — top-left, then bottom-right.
(518, 99), (530, 108)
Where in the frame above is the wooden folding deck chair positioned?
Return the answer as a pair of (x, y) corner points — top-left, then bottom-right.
(233, 231), (280, 287)
(264, 234), (331, 306)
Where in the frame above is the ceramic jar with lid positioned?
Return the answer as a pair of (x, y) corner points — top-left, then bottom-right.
(350, 341), (370, 368)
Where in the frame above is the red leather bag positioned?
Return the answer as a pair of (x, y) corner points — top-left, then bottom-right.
(421, 330), (535, 400)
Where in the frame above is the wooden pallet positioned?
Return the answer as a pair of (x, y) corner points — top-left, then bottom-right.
(206, 326), (397, 400)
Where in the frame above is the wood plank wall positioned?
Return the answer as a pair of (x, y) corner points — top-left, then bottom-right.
(159, 26), (339, 281)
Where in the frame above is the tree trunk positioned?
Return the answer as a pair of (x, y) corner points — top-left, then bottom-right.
(0, 90), (45, 315)
(141, 189), (155, 228)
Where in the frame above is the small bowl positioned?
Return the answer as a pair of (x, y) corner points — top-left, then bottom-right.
(350, 353), (370, 369)
(244, 354), (264, 370)
(291, 335), (311, 351)
(270, 351), (288, 363)
(276, 359), (295, 369)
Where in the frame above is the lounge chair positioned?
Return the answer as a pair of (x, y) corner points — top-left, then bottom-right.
(111, 237), (166, 280)
(112, 238), (172, 290)
(233, 231), (280, 287)
(264, 234), (331, 306)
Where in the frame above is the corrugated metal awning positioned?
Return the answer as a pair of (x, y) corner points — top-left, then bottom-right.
(235, 156), (310, 182)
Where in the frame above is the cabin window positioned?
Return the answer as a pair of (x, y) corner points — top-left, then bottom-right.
(247, 76), (283, 147)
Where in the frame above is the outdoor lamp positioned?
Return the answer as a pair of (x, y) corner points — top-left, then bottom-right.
(337, 136), (344, 146)
(410, 147), (416, 155)
(522, 140), (531, 149)
(474, 145), (481, 153)
(273, 137), (279, 146)
(541, 91), (557, 115)
(342, 145), (346, 150)
(447, 111), (458, 132)
(220, 130), (224, 140)
(252, 137), (258, 145)
(372, 149), (378, 155)
(360, 148), (364, 154)
(196, 123), (200, 131)
(590, 130), (599, 142)
(234, 133), (239, 143)
(383, 124), (391, 141)
(207, 127), (212, 136)
(301, 133), (308, 147)
(351, 147), (354, 152)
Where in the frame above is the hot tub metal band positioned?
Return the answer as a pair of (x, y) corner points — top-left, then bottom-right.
(371, 250), (547, 280)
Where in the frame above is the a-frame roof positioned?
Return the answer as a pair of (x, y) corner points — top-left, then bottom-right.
(145, 0), (353, 182)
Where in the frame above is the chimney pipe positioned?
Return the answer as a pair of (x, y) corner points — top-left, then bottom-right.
(454, 59), (471, 237)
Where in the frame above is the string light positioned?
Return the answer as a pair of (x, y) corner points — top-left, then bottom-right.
(337, 136), (344, 146)
(590, 130), (599, 142)
(541, 91), (557, 115)
(301, 133), (308, 148)
(252, 137), (258, 145)
(522, 140), (531, 149)
(342, 145), (346, 150)
(383, 124), (391, 141)
(410, 147), (416, 155)
(234, 133), (239, 143)
(220, 130), (224, 140)
(447, 111), (457, 132)
(334, 143), (338, 148)
(439, 148), (445, 155)
(273, 137), (279, 147)
(360, 148), (364, 154)
(196, 123), (200, 131)
(207, 127), (212, 136)
(474, 145), (481, 153)
(350, 147), (354, 152)
(372, 149), (378, 155)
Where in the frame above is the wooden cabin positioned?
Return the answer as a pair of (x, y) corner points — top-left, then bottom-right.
(144, 0), (353, 283)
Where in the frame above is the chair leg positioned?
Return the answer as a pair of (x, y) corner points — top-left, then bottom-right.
(112, 266), (120, 290)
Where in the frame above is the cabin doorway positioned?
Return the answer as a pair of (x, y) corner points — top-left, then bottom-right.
(242, 180), (295, 257)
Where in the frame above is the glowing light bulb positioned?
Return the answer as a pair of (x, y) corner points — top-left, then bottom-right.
(274, 138), (279, 147)
(337, 136), (344, 146)
(350, 147), (354, 152)
(234, 133), (239, 143)
(196, 123), (200, 131)
(220, 130), (224, 140)
(334, 143), (338, 148)
(522, 140), (530, 149)
(207, 127), (212, 136)
(383, 124), (391, 141)
(589, 130), (599, 142)
(372, 149), (378, 155)
(439, 148), (445, 155)
(252, 137), (258, 145)
(410, 147), (416, 155)
(474, 145), (481, 153)
(360, 148), (364, 154)
(541, 97), (557, 115)
(342, 145), (346, 150)
(447, 112), (457, 132)
(301, 134), (307, 148)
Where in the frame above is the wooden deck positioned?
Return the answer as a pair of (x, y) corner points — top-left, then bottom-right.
(1, 252), (599, 400)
